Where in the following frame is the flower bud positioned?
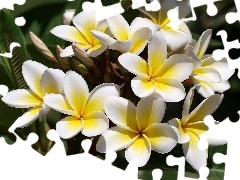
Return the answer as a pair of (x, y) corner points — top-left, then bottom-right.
(72, 59), (89, 76)
(56, 45), (70, 71)
(63, 9), (75, 25)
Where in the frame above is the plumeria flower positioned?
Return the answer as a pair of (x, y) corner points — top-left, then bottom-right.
(63, 9), (76, 25)
(92, 14), (157, 55)
(118, 31), (194, 102)
(44, 71), (120, 139)
(1, 60), (65, 128)
(168, 87), (223, 170)
(96, 94), (178, 167)
(185, 29), (234, 97)
(138, 0), (192, 51)
(51, 10), (108, 57)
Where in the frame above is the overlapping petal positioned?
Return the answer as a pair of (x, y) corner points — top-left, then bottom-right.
(41, 68), (65, 94)
(131, 77), (155, 98)
(2, 89), (42, 108)
(144, 123), (177, 153)
(63, 71), (89, 115)
(104, 96), (138, 132)
(22, 60), (47, 98)
(136, 93), (165, 130)
(118, 53), (149, 78)
(154, 77), (185, 102)
(83, 83), (120, 115)
(15, 106), (41, 128)
(125, 135), (151, 167)
(56, 116), (83, 139)
(96, 126), (138, 153)
(82, 111), (109, 137)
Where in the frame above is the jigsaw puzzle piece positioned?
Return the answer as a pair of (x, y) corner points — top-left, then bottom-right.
(0, 0), (26, 11)
(182, 0), (222, 22)
(212, 30), (239, 78)
(225, 0), (240, 24)
(166, 155), (209, 180)
(82, 0), (124, 21)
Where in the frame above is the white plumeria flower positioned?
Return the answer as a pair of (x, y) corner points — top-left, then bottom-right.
(51, 11), (108, 57)
(168, 87), (223, 170)
(1, 60), (65, 128)
(96, 94), (178, 167)
(118, 31), (194, 102)
(138, 0), (192, 51)
(185, 29), (234, 97)
(92, 14), (157, 55)
(44, 71), (120, 139)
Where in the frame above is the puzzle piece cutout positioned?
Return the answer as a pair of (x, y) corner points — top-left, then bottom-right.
(199, 114), (240, 180)
(212, 30), (240, 78)
(225, 0), (240, 24)
(166, 155), (209, 180)
(0, 0), (26, 26)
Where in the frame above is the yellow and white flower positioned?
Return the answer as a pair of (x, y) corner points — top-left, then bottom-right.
(185, 29), (235, 97)
(44, 71), (120, 139)
(97, 93), (177, 167)
(168, 87), (223, 170)
(138, 0), (192, 51)
(1, 60), (65, 128)
(51, 11), (108, 57)
(92, 14), (157, 55)
(118, 31), (194, 102)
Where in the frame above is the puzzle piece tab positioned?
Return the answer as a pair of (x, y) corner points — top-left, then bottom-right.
(212, 30), (239, 78)
(199, 114), (240, 180)
(225, 0), (240, 24)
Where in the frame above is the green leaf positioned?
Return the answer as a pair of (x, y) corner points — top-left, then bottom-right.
(0, 9), (28, 89)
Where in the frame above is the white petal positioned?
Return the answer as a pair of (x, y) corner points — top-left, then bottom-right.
(107, 14), (130, 41)
(195, 29), (212, 59)
(130, 17), (158, 36)
(131, 76), (156, 98)
(91, 30), (116, 46)
(154, 77), (185, 102)
(82, 111), (109, 137)
(178, 22), (192, 44)
(16, 107), (41, 128)
(168, 118), (190, 144)
(194, 80), (215, 98)
(2, 89), (42, 108)
(182, 132), (207, 170)
(193, 68), (221, 83)
(182, 87), (195, 125)
(207, 81), (230, 93)
(118, 53), (149, 78)
(189, 94), (223, 123)
(63, 71), (89, 115)
(83, 83), (120, 115)
(148, 31), (167, 75)
(201, 57), (234, 81)
(41, 68), (65, 94)
(131, 27), (151, 55)
(153, 54), (194, 81)
(109, 40), (133, 53)
(96, 126), (138, 153)
(56, 116), (83, 139)
(125, 135), (151, 167)
(145, 123), (177, 153)
(104, 96), (138, 132)
(60, 45), (75, 57)
(39, 103), (51, 120)
(72, 11), (97, 44)
(50, 25), (87, 44)
(44, 94), (79, 117)
(160, 28), (188, 52)
(22, 60), (47, 98)
(87, 43), (107, 57)
(136, 93), (165, 131)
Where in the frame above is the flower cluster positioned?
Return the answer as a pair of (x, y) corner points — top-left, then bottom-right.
(1, 0), (234, 171)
